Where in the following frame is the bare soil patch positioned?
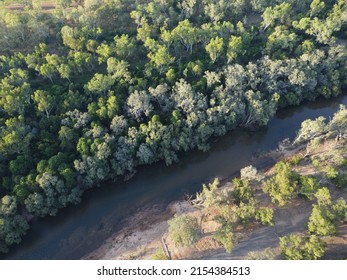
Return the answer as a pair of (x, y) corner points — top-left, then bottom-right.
(83, 140), (347, 260)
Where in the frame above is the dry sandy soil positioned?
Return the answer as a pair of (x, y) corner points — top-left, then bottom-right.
(83, 140), (347, 260)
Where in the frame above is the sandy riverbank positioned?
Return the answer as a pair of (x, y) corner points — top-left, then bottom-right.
(83, 139), (347, 260)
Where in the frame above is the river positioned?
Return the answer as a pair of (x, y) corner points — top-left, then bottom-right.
(2, 94), (347, 260)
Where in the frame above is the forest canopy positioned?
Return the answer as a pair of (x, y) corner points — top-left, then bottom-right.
(0, 0), (347, 253)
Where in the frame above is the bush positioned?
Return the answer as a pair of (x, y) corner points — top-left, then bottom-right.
(280, 234), (326, 260)
(332, 198), (347, 222)
(263, 161), (300, 206)
(193, 178), (231, 209)
(324, 166), (338, 180)
(246, 248), (277, 260)
(152, 248), (168, 260)
(299, 176), (320, 200)
(214, 228), (237, 254)
(307, 205), (336, 236)
(332, 173), (347, 189)
(168, 214), (201, 247)
(213, 206), (239, 253)
(236, 199), (257, 226)
(232, 178), (253, 205)
(240, 165), (264, 182)
(308, 188), (347, 236)
(255, 208), (274, 226)
(288, 155), (302, 165)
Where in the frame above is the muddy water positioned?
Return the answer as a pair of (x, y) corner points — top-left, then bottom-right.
(3, 95), (347, 259)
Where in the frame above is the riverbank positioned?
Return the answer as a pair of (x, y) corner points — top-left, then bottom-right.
(83, 134), (347, 260)
(4, 96), (346, 260)
(82, 145), (285, 260)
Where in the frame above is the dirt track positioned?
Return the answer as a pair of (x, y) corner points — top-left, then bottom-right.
(6, 2), (79, 11)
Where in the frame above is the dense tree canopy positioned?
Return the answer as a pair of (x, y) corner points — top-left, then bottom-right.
(0, 0), (346, 253)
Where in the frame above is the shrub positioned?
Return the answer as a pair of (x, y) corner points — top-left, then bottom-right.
(240, 165), (264, 182)
(152, 248), (168, 260)
(214, 228), (237, 254)
(236, 199), (257, 225)
(255, 208), (274, 226)
(332, 173), (347, 189)
(263, 161), (300, 206)
(280, 233), (326, 260)
(232, 178), (253, 205)
(299, 176), (320, 200)
(246, 248), (277, 260)
(307, 205), (336, 236)
(168, 214), (200, 247)
(193, 178), (231, 209)
(288, 155), (302, 165)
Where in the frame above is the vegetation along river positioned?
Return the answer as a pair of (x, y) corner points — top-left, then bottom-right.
(2, 94), (347, 260)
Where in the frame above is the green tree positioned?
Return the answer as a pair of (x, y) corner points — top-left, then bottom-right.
(242, 91), (279, 127)
(0, 68), (31, 116)
(57, 0), (72, 9)
(329, 105), (347, 139)
(240, 165), (264, 182)
(213, 206), (239, 253)
(310, 0), (325, 18)
(0, 214), (29, 253)
(147, 44), (175, 74)
(107, 58), (131, 81)
(32, 90), (55, 118)
(203, 0), (234, 22)
(280, 234), (326, 260)
(61, 26), (84, 51)
(172, 20), (197, 54)
(168, 214), (201, 247)
(0, 118), (33, 157)
(38, 64), (55, 83)
(0, 196), (29, 253)
(227, 35), (243, 63)
(294, 116), (327, 144)
(214, 227), (238, 254)
(96, 43), (112, 64)
(266, 26), (298, 57)
(261, 3), (292, 30)
(232, 178), (253, 205)
(308, 205), (336, 235)
(299, 176), (320, 200)
(85, 74), (115, 97)
(57, 64), (72, 82)
(193, 178), (230, 209)
(237, 199), (258, 225)
(114, 34), (135, 59)
(255, 208), (274, 226)
(307, 188), (338, 236)
(205, 36), (224, 63)
(263, 161), (300, 206)
(178, 0), (197, 19)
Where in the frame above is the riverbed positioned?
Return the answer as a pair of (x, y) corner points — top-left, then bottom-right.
(2, 94), (347, 260)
